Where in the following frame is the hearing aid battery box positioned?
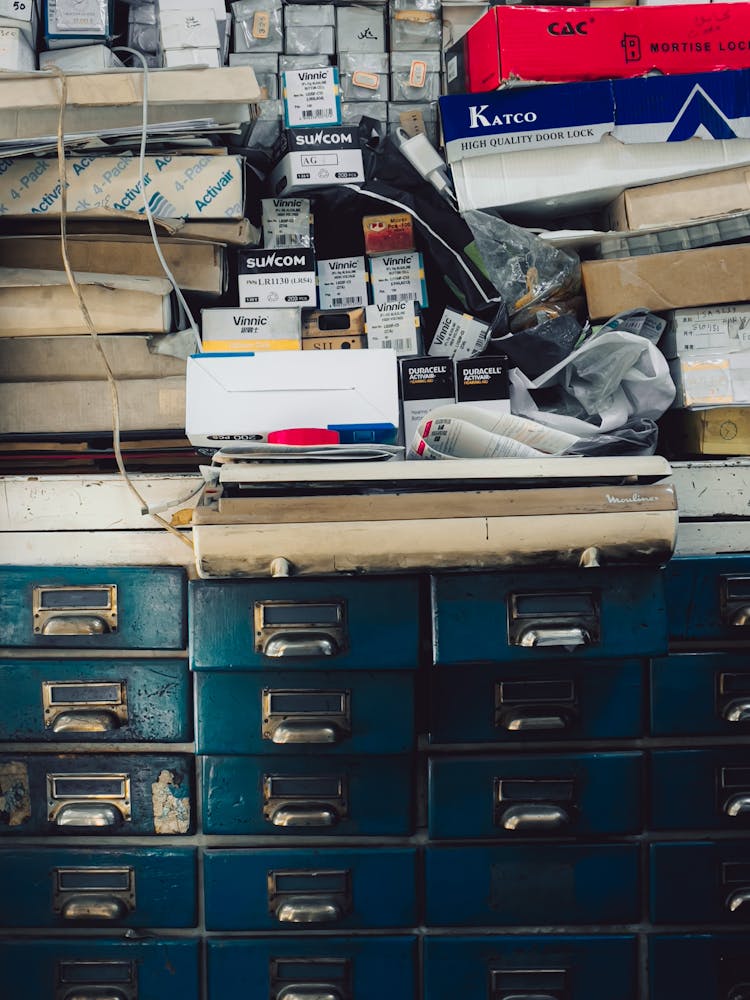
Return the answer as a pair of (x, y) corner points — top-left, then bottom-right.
(201, 307), (301, 350)
(369, 250), (428, 308)
(317, 256), (369, 310)
(399, 354), (455, 448)
(238, 248), (317, 308)
(268, 125), (365, 195)
(455, 355), (511, 414)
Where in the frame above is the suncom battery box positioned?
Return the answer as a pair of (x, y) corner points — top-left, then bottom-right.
(268, 126), (365, 196)
(238, 248), (317, 308)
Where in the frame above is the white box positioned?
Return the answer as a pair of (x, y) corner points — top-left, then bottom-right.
(185, 349), (400, 446)
(0, 0), (35, 22)
(661, 305), (750, 359)
(201, 307), (301, 350)
(429, 306), (490, 361)
(164, 47), (221, 67)
(336, 5), (386, 53)
(365, 301), (421, 355)
(161, 0), (228, 47)
(0, 25), (34, 70)
(160, 8), (220, 49)
(670, 352), (750, 407)
(282, 66), (341, 128)
(238, 247), (317, 308)
(318, 256), (368, 311)
(369, 251), (427, 308)
(39, 43), (122, 71)
(268, 126), (364, 196)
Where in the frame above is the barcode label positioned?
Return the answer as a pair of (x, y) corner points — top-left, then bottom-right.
(302, 108), (331, 119)
(331, 296), (363, 308)
(379, 338), (411, 351)
(387, 293), (411, 303)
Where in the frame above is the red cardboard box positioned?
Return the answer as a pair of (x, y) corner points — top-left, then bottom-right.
(445, 3), (750, 93)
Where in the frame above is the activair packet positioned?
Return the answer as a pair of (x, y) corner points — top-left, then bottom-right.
(455, 355), (511, 414)
(238, 247), (317, 308)
(0, 155), (244, 220)
(400, 354), (455, 451)
(268, 125), (365, 195)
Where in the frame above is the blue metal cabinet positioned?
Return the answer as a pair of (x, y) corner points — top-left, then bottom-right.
(651, 652), (750, 736)
(651, 841), (750, 925)
(0, 846), (197, 928)
(650, 934), (750, 1000)
(0, 937), (200, 1000)
(0, 566), (186, 649)
(201, 755), (414, 836)
(665, 555), (750, 642)
(0, 658), (192, 743)
(195, 670), (414, 755)
(650, 748), (750, 831)
(430, 660), (644, 744)
(207, 936), (416, 1000)
(428, 751), (643, 839)
(0, 753), (194, 836)
(190, 577), (420, 670)
(423, 935), (638, 1000)
(425, 845), (641, 927)
(204, 847), (417, 930)
(431, 567), (667, 664)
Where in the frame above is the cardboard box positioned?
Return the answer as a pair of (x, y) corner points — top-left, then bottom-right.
(445, 3), (750, 93)
(606, 167), (750, 231)
(369, 251), (427, 308)
(302, 308), (365, 338)
(302, 334), (366, 349)
(0, 335), (187, 381)
(660, 304), (750, 359)
(0, 269), (173, 336)
(0, 25), (34, 70)
(185, 350), (400, 446)
(318, 256), (368, 311)
(455, 355), (511, 414)
(0, 155), (245, 221)
(238, 248), (317, 308)
(582, 244), (750, 321)
(365, 301), (422, 355)
(268, 126), (364, 196)
(39, 43), (122, 71)
(662, 405), (750, 455)
(201, 307), (301, 350)
(670, 352), (750, 407)
(0, 376), (186, 436)
(399, 355), (455, 449)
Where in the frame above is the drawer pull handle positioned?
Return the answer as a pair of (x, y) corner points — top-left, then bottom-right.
(500, 710), (569, 733)
(42, 614), (110, 636)
(725, 700), (750, 724)
(498, 994), (559, 1000)
(727, 888), (750, 913)
(726, 794), (750, 818)
(265, 635), (338, 658)
(55, 803), (120, 828)
(277, 988), (341, 1000)
(61, 896), (127, 921)
(64, 993), (127, 1000)
(500, 804), (570, 832)
(272, 722), (340, 745)
(730, 605), (750, 627)
(52, 710), (120, 734)
(275, 897), (342, 924)
(517, 627), (589, 649)
(271, 806), (337, 828)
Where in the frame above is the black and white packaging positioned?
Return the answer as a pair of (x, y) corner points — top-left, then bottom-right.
(399, 354), (455, 450)
(238, 247), (317, 308)
(455, 355), (511, 414)
(269, 126), (365, 195)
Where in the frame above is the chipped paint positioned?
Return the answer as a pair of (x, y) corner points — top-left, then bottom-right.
(151, 769), (190, 834)
(0, 761), (30, 827)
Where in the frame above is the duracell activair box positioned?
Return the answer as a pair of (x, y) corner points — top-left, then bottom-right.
(455, 355), (511, 413)
(399, 355), (455, 447)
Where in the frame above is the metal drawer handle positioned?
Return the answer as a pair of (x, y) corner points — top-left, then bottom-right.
(272, 722), (340, 745)
(265, 635), (338, 658)
(61, 897), (128, 922)
(727, 888), (750, 913)
(42, 615), (110, 636)
(277, 988), (341, 1000)
(500, 804), (570, 832)
(517, 627), (589, 649)
(271, 806), (337, 828)
(499, 994), (559, 1000)
(52, 710), (120, 734)
(726, 794), (750, 818)
(65, 993), (127, 1000)
(500, 710), (569, 733)
(275, 897), (342, 924)
(725, 700), (750, 724)
(55, 804), (120, 828)
(730, 605), (750, 627)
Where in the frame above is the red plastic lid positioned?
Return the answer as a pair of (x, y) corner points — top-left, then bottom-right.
(268, 428), (340, 445)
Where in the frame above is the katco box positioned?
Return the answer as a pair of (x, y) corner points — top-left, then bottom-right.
(582, 244), (750, 320)
(0, 155), (244, 220)
(185, 350), (400, 446)
(445, 3), (750, 93)
(268, 126), (364, 195)
(238, 248), (317, 308)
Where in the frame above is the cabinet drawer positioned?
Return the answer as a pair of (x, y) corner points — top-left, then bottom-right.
(196, 670), (414, 755)
(432, 567), (666, 664)
(0, 659), (191, 743)
(207, 936), (416, 1000)
(650, 934), (750, 1000)
(428, 752), (643, 839)
(0, 753), (194, 836)
(430, 660), (643, 744)
(202, 755), (413, 836)
(651, 653), (750, 736)
(665, 555), (750, 642)
(204, 847), (417, 930)
(423, 935), (638, 1000)
(425, 845), (640, 927)
(0, 847), (197, 928)
(190, 577), (420, 670)
(0, 566), (186, 649)
(651, 841), (750, 925)
(650, 749), (750, 832)
(0, 937), (199, 1000)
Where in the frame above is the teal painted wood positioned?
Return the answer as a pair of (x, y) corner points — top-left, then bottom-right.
(428, 751), (643, 839)
(207, 936), (416, 1000)
(430, 659), (644, 743)
(0, 846), (197, 928)
(650, 935), (750, 1000)
(651, 652), (750, 737)
(425, 844), (641, 926)
(0, 752), (194, 836)
(201, 754), (414, 836)
(0, 566), (186, 649)
(195, 670), (414, 754)
(423, 935), (638, 1000)
(0, 937), (199, 999)
(431, 567), (667, 664)
(650, 841), (750, 925)
(189, 577), (421, 670)
(204, 847), (417, 930)
(0, 658), (192, 743)
(650, 748), (750, 831)
(665, 555), (750, 641)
